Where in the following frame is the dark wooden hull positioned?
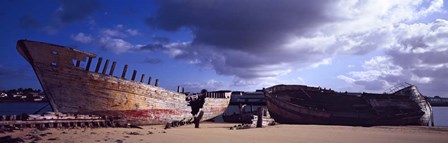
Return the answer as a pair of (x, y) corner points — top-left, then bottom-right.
(16, 40), (230, 125)
(264, 84), (431, 126)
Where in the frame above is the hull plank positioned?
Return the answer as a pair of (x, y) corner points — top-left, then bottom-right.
(202, 98), (230, 120)
(264, 84), (431, 126)
(16, 40), (230, 125)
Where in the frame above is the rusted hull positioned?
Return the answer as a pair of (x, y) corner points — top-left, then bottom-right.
(16, 40), (230, 125)
(265, 94), (334, 125)
(264, 84), (431, 126)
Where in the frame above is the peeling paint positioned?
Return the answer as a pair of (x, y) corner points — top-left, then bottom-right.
(16, 40), (231, 125)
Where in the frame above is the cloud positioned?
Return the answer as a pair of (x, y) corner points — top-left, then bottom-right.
(99, 37), (141, 54)
(56, 0), (100, 23)
(310, 58), (332, 68)
(71, 32), (93, 44)
(340, 56), (403, 90)
(339, 19), (448, 96)
(70, 24), (144, 54)
(181, 79), (227, 92)
(147, 0), (337, 50)
(101, 29), (127, 38)
(231, 76), (305, 91)
(351, 56), (403, 81)
(99, 24), (140, 37)
(138, 38), (189, 57)
(337, 75), (356, 84)
(181, 76), (305, 92)
(145, 0), (445, 81)
(126, 29), (140, 36)
(95, 25), (145, 54)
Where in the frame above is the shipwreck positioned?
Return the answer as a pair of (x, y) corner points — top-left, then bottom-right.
(16, 40), (231, 125)
(264, 84), (432, 126)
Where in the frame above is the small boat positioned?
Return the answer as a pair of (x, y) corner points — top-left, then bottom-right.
(264, 84), (431, 126)
(16, 39), (231, 125)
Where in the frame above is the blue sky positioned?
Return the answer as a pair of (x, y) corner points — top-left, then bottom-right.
(1, 0), (447, 97)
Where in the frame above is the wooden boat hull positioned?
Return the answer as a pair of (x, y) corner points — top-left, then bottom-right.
(264, 84), (431, 126)
(16, 40), (230, 125)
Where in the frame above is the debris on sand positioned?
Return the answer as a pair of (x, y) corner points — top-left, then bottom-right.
(48, 137), (59, 141)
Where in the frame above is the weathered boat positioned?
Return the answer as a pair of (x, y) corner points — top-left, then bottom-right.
(264, 84), (432, 126)
(16, 39), (231, 125)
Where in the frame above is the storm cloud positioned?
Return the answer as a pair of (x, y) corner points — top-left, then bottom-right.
(147, 0), (337, 51)
(145, 0), (342, 79)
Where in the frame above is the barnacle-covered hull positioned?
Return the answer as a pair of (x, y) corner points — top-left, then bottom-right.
(16, 40), (230, 125)
(264, 84), (431, 126)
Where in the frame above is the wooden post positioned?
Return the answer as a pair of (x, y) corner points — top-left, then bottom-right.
(102, 59), (110, 74)
(182, 87), (185, 93)
(177, 86), (180, 92)
(121, 64), (128, 78)
(75, 60), (81, 67)
(431, 109), (435, 126)
(131, 70), (137, 81)
(147, 76), (152, 85)
(85, 57), (92, 71)
(155, 79), (159, 87)
(109, 61), (116, 75)
(257, 107), (263, 128)
(95, 57), (103, 73)
(140, 74), (145, 83)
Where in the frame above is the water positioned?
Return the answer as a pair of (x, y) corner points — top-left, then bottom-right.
(0, 102), (446, 126)
(0, 102), (52, 115)
(433, 107), (448, 126)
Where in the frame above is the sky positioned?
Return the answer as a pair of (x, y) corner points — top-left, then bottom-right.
(0, 0), (447, 97)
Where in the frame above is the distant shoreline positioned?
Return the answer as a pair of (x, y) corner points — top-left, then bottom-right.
(0, 101), (49, 103)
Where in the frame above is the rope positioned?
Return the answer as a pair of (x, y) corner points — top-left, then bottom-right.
(33, 103), (50, 114)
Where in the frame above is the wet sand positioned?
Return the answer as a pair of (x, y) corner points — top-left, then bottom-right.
(1, 123), (448, 143)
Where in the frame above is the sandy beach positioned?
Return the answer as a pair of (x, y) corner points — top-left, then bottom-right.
(1, 122), (448, 143)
